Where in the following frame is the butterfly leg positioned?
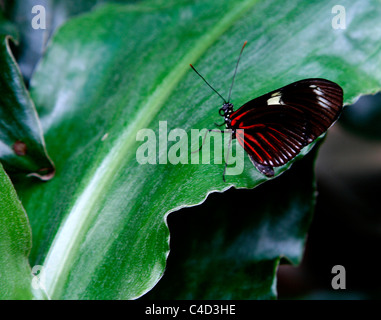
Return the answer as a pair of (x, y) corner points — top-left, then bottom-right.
(191, 129), (229, 153)
(222, 132), (233, 182)
(214, 122), (226, 127)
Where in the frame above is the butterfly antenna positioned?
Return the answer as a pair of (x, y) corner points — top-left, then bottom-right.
(190, 64), (227, 103)
(227, 41), (247, 103)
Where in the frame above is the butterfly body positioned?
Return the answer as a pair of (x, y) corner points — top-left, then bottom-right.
(219, 78), (343, 177)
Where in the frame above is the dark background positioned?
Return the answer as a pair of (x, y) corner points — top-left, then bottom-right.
(278, 94), (381, 299)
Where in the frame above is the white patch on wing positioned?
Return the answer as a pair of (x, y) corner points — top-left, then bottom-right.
(267, 93), (283, 105)
(310, 85), (324, 96)
(317, 96), (331, 108)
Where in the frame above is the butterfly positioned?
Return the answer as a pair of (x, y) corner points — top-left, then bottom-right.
(190, 41), (343, 180)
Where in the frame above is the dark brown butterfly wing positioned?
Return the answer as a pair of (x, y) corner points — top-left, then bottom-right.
(234, 105), (310, 176)
(230, 78), (343, 176)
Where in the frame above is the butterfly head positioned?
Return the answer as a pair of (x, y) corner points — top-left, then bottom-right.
(219, 103), (234, 128)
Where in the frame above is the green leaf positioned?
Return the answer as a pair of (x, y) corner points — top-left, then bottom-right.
(0, 10), (18, 39)
(143, 148), (317, 299)
(3, 0), (139, 83)
(0, 33), (55, 179)
(0, 163), (33, 300)
(14, 0), (381, 299)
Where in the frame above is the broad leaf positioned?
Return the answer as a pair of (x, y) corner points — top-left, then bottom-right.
(143, 148), (317, 299)
(13, 0), (381, 299)
(0, 32), (54, 179)
(0, 163), (33, 300)
(3, 0), (139, 83)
